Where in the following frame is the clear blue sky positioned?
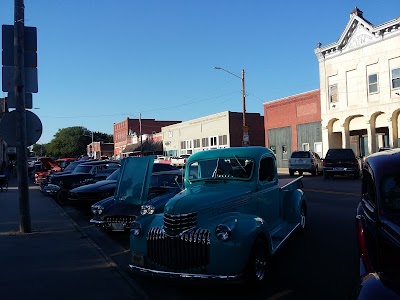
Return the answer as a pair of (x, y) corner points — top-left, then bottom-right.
(1, 1), (399, 144)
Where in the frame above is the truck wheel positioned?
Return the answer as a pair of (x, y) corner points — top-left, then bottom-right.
(289, 170), (295, 176)
(298, 171), (303, 176)
(323, 170), (329, 179)
(57, 189), (69, 205)
(246, 238), (270, 285)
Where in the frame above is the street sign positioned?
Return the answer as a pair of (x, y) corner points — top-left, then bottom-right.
(6, 92), (33, 109)
(2, 66), (38, 93)
(0, 110), (42, 146)
(2, 25), (38, 93)
(2, 25), (37, 67)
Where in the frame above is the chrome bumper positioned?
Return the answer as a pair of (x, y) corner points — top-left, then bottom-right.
(89, 219), (106, 225)
(128, 264), (242, 283)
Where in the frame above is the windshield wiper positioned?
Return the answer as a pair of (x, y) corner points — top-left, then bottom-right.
(211, 158), (220, 179)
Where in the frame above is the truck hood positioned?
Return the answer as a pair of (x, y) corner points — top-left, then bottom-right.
(164, 184), (254, 215)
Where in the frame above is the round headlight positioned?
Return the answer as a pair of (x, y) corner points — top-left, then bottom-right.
(215, 224), (231, 241)
(91, 205), (104, 215)
(130, 221), (142, 236)
(140, 204), (155, 215)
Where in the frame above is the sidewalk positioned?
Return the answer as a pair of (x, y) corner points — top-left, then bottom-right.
(0, 176), (145, 300)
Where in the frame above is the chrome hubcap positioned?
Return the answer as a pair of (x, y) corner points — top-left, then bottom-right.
(300, 209), (306, 228)
(254, 246), (267, 280)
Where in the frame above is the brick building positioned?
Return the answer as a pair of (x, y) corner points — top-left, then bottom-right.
(264, 90), (322, 167)
(113, 118), (181, 157)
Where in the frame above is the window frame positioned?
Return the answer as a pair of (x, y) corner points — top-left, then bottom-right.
(392, 68), (400, 90)
(368, 73), (379, 94)
(329, 84), (338, 103)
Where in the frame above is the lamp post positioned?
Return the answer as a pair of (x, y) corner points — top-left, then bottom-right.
(214, 67), (249, 146)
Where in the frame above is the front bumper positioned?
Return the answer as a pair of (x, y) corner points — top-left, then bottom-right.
(128, 264), (242, 283)
(90, 217), (132, 232)
(40, 184), (60, 195)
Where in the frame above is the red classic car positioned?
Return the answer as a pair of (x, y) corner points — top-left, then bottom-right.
(33, 157), (62, 184)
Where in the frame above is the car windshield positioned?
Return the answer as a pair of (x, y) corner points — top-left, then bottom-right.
(63, 161), (80, 172)
(381, 175), (400, 212)
(150, 172), (183, 188)
(187, 157), (254, 181)
(106, 168), (121, 180)
(73, 165), (93, 174)
(291, 152), (310, 158)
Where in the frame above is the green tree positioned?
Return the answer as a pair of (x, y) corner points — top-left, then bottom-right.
(42, 127), (114, 158)
(31, 143), (46, 157)
(45, 126), (91, 158)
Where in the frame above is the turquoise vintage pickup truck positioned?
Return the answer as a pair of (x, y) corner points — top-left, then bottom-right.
(128, 146), (307, 284)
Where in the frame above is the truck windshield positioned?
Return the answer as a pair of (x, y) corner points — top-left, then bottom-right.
(187, 157), (254, 181)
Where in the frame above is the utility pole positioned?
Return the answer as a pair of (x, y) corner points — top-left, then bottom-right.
(14, 0), (31, 233)
(241, 69), (249, 146)
(214, 66), (249, 146)
(139, 113), (143, 155)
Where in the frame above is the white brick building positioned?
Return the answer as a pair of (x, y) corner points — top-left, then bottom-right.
(315, 8), (400, 157)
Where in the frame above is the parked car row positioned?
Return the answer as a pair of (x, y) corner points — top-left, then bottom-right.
(46, 148), (308, 285)
(41, 147), (400, 296)
(288, 148), (362, 180)
(40, 159), (121, 204)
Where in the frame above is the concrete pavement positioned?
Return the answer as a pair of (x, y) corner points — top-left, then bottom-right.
(0, 176), (146, 300)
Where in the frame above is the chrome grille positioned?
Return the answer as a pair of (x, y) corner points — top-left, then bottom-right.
(105, 215), (136, 224)
(163, 212), (197, 236)
(147, 227), (210, 270)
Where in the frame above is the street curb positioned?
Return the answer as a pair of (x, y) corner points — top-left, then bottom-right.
(51, 198), (149, 300)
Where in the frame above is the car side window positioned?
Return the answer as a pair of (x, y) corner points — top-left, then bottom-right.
(259, 157), (274, 182)
(362, 170), (376, 206)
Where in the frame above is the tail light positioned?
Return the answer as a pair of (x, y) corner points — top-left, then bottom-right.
(323, 160), (327, 167)
(356, 216), (372, 273)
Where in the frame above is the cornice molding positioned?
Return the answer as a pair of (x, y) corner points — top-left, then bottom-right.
(315, 9), (400, 62)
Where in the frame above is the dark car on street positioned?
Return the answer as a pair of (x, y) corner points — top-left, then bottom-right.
(40, 160), (84, 192)
(90, 157), (184, 232)
(323, 148), (361, 179)
(41, 160), (121, 204)
(68, 163), (179, 208)
(353, 148), (400, 299)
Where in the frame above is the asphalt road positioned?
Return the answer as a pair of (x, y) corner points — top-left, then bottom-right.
(60, 173), (361, 300)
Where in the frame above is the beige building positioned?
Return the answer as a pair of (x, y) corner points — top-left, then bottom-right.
(161, 111), (265, 156)
(315, 8), (400, 157)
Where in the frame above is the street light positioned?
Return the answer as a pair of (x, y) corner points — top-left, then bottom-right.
(214, 67), (248, 146)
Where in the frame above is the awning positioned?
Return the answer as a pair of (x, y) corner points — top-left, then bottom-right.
(122, 140), (163, 154)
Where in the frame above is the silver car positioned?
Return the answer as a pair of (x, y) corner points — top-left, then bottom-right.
(288, 150), (323, 176)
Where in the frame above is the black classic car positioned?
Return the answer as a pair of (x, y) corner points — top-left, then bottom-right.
(68, 163), (179, 207)
(41, 160), (121, 205)
(90, 157), (184, 232)
(353, 148), (400, 299)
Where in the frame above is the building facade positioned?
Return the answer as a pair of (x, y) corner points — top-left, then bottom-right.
(113, 118), (181, 157)
(264, 90), (322, 168)
(315, 8), (400, 157)
(161, 111), (265, 156)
